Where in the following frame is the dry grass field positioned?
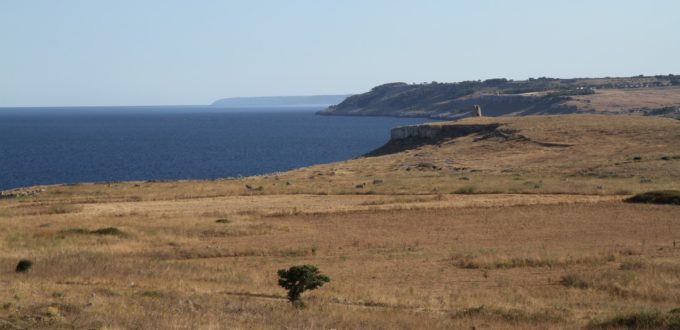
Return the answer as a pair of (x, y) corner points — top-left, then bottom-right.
(567, 87), (680, 114)
(1, 115), (680, 329)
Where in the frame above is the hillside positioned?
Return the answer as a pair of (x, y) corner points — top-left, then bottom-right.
(212, 94), (351, 107)
(2, 115), (680, 329)
(319, 75), (680, 119)
(281, 115), (680, 196)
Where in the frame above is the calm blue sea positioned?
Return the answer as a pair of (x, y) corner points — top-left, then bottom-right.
(0, 106), (427, 190)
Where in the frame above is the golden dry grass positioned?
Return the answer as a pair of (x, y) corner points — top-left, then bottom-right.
(1, 115), (679, 329)
(567, 86), (680, 113)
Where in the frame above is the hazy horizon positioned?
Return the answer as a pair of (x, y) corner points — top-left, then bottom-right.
(0, 94), (352, 109)
(2, 0), (679, 107)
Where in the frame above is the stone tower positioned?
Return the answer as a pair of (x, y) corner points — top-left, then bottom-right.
(473, 104), (483, 117)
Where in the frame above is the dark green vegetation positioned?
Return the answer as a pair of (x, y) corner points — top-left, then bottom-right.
(15, 259), (33, 273)
(277, 265), (330, 306)
(90, 227), (126, 236)
(60, 227), (126, 236)
(319, 75), (680, 119)
(626, 191), (680, 205)
(590, 309), (680, 329)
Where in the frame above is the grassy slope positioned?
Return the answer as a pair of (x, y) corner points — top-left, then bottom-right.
(1, 115), (680, 329)
(566, 87), (680, 114)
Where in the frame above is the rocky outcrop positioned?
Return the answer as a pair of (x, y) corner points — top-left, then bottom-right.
(368, 119), (576, 157)
(367, 123), (500, 156)
(390, 123), (499, 140)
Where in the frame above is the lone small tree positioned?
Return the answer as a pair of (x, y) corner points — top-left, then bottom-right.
(277, 264), (330, 306)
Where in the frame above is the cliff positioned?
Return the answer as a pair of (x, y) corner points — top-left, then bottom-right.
(367, 121), (502, 156)
(319, 75), (680, 119)
(367, 114), (680, 159)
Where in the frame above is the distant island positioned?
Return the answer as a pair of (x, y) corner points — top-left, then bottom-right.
(212, 95), (352, 108)
(319, 75), (680, 119)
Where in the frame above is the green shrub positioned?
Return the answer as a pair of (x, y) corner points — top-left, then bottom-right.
(625, 191), (680, 205)
(277, 265), (330, 306)
(60, 227), (126, 236)
(90, 227), (125, 236)
(455, 186), (476, 194)
(15, 259), (33, 273)
(591, 309), (680, 329)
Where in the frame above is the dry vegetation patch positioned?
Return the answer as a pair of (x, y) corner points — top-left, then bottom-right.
(2, 197), (679, 329)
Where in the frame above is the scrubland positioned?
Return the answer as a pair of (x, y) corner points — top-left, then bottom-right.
(1, 115), (679, 329)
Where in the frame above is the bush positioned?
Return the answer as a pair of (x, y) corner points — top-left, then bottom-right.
(455, 186), (476, 194)
(61, 227), (126, 236)
(625, 191), (680, 205)
(90, 227), (125, 236)
(15, 259), (33, 273)
(591, 309), (680, 329)
(599, 310), (664, 329)
(277, 265), (330, 306)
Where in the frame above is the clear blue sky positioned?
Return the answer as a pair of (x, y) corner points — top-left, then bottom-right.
(1, 0), (679, 107)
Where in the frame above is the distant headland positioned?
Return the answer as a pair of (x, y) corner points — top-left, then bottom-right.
(212, 95), (352, 108)
(319, 75), (680, 119)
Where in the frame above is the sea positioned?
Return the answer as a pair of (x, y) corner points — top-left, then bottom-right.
(0, 106), (428, 190)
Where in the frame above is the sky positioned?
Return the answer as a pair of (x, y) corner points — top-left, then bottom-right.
(1, 0), (679, 107)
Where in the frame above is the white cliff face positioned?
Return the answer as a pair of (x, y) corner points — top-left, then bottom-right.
(368, 122), (500, 157)
(390, 125), (442, 140)
(390, 123), (498, 141)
